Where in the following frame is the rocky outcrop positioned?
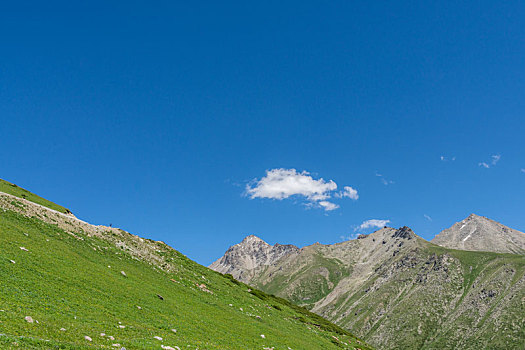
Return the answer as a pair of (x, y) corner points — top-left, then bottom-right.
(391, 226), (415, 240)
(431, 214), (525, 254)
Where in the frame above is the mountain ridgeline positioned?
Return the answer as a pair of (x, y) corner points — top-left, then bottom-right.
(0, 180), (370, 350)
(211, 219), (525, 349)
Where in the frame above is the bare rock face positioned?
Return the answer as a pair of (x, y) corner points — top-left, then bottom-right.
(431, 214), (525, 254)
(391, 226), (415, 240)
(209, 235), (299, 282)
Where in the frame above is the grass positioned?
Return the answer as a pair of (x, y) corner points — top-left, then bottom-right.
(0, 179), (71, 214)
(0, 209), (372, 349)
(255, 252), (350, 309)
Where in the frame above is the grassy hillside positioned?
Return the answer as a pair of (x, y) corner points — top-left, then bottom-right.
(0, 179), (71, 214)
(0, 205), (370, 349)
(253, 250), (350, 309)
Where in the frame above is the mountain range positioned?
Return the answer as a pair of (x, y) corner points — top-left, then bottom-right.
(211, 215), (525, 349)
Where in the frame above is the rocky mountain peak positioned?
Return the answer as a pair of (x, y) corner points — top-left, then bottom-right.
(391, 226), (416, 240)
(241, 234), (266, 244)
(363, 226), (417, 244)
(466, 213), (489, 223)
(209, 235), (299, 282)
(431, 214), (525, 254)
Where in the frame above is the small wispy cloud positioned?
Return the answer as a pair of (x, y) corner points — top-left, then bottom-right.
(224, 179), (243, 187)
(424, 214), (432, 221)
(521, 168), (525, 173)
(355, 219), (390, 232)
(318, 201), (339, 211)
(479, 162), (490, 168)
(479, 154), (501, 169)
(335, 186), (359, 200)
(375, 172), (394, 185)
(245, 168), (358, 211)
(440, 156), (456, 162)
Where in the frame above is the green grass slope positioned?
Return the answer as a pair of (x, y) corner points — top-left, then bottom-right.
(252, 249), (350, 310)
(0, 209), (370, 349)
(0, 179), (71, 214)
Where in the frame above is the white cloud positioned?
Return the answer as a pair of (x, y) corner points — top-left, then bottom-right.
(521, 168), (525, 173)
(318, 201), (339, 211)
(479, 162), (490, 168)
(335, 186), (359, 200)
(246, 168), (336, 201)
(479, 154), (501, 169)
(424, 214), (432, 221)
(381, 178), (393, 185)
(440, 156), (456, 162)
(356, 219), (390, 231)
(375, 172), (394, 185)
(245, 168), (357, 211)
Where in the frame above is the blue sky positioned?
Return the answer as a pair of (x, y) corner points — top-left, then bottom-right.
(1, 1), (524, 265)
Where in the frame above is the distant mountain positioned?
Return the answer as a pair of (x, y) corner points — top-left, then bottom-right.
(431, 214), (525, 254)
(211, 225), (525, 349)
(0, 180), (369, 350)
(210, 235), (299, 282)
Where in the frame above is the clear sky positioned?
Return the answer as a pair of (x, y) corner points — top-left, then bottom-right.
(1, 1), (524, 265)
